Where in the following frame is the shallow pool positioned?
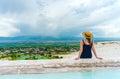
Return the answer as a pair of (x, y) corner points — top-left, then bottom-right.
(0, 68), (120, 79)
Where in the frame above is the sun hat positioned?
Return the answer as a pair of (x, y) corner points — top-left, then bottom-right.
(82, 31), (93, 38)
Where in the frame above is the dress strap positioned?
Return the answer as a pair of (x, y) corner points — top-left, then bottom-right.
(82, 40), (84, 44)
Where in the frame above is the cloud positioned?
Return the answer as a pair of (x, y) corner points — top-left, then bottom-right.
(0, 0), (120, 38)
(0, 16), (20, 37)
(92, 17), (120, 38)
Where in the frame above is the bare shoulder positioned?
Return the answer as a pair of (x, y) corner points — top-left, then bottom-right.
(92, 40), (95, 44)
(92, 40), (95, 46)
(80, 40), (83, 44)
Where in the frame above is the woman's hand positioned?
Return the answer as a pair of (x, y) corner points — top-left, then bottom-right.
(75, 57), (80, 60)
(96, 57), (103, 60)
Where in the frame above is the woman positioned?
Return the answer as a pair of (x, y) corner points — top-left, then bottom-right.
(75, 31), (102, 60)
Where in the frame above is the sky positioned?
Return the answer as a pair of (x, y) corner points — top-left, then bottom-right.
(0, 0), (120, 38)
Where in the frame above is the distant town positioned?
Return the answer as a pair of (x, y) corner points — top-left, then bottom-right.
(0, 41), (79, 60)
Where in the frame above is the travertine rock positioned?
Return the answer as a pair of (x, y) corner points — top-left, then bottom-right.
(0, 59), (120, 75)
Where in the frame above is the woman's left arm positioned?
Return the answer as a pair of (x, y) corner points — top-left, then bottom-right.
(92, 42), (103, 60)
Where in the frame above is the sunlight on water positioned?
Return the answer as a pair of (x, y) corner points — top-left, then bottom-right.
(0, 68), (120, 79)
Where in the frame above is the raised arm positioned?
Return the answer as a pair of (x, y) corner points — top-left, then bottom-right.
(92, 42), (103, 60)
(75, 40), (83, 60)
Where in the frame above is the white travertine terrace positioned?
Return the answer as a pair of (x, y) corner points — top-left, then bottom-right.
(0, 59), (120, 75)
(0, 41), (120, 75)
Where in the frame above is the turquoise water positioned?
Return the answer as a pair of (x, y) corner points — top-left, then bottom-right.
(0, 68), (120, 79)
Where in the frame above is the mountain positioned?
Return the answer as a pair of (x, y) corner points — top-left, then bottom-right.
(0, 36), (81, 41)
(0, 36), (119, 42)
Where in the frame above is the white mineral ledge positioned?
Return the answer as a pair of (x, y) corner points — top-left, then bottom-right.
(0, 59), (120, 75)
(0, 41), (120, 75)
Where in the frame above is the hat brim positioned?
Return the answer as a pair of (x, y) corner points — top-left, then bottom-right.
(82, 32), (93, 38)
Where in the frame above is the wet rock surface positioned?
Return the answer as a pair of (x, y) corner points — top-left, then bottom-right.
(0, 59), (120, 75)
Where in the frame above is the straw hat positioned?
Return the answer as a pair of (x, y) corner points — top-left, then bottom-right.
(82, 31), (93, 38)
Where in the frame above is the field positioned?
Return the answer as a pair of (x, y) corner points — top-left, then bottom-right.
(0, 40), (80, 60)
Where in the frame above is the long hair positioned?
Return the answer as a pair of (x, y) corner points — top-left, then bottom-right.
(86, 38), (92, 44)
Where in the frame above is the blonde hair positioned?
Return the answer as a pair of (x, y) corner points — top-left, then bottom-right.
(86, 38), (92, 44)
